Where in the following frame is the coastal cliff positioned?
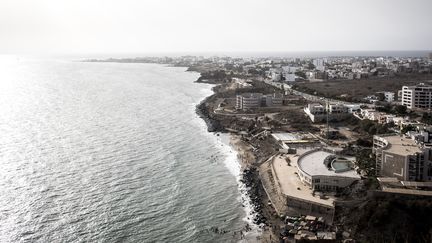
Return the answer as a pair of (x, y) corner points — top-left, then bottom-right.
(192, 70), (284, 242)
(195, 94), (226, 132)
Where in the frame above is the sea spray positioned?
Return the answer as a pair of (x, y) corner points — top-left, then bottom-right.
(193, 75), (263, 241)
(216, 134), (264, 242)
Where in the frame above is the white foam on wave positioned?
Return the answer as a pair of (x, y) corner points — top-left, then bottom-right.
(191, 111), (263, 241)
(215, 134), (263, 243)
(191, 81), (262, 242)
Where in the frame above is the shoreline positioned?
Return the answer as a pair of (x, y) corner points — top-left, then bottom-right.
(219, 134), (263, 243)
(193, 74), (266, 242)
(195, 94), (226, 133)
(193, 72), (280, 242)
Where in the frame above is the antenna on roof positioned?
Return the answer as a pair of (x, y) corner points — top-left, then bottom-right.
(327, 98), (330, 141)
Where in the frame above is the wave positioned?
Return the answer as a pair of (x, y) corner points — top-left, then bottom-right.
(216, 134), (262, 242)
(192, 77), (262, 242)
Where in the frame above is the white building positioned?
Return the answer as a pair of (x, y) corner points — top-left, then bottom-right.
(282, 66), (298, 74)
(305, 71), (316, 80)
(236, 93), (283, 110)
(297, 149), (360, 191)
(344, 104), (361, 113)
(383, 92), (395, 102)
(373, 134), (432, 181)
(284, 73), (296, 82)
(360, 108), (381, 121)
(381, 114), (405, 125)
(304, 103), (351, 123)
(400, 83), (432, 110)
(269, 68), (283, 82)
(236, 93), (262, 110)
(282, 66), (298, 82)
(304, 103), (325, 122)
(313, 59), (326, 72)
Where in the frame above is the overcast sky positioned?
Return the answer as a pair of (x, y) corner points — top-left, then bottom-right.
(0, 0), (431, 55)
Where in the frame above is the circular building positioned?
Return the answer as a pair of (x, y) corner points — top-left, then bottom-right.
(297, 149), (360, 191)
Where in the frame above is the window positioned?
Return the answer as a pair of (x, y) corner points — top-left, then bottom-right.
(428, 164), (432, 177)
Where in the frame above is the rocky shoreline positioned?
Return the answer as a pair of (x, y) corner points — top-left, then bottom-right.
(193, 73), (280, 242)
(241, 168), (268, 226)
(195, 94), (225, 133)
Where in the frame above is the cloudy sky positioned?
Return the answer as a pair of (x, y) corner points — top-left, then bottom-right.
(0, 0), (431, 54)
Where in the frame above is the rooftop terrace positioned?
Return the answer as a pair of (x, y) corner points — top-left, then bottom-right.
(272, 151), (335, 207)
(378, 135), (423, 156)
(297, 150), (360, 178)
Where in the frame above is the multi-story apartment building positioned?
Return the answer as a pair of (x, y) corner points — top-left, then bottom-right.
(400, 83), (432, 110)
(384, 92), (395, 102)
(235, 93), (262, 110)
(328, 103), (348, 114)
(263, 93), (283, 106)
(235, 93), (283, 110)
(373, 134), (432, 181)
(313, 59), (326, 72)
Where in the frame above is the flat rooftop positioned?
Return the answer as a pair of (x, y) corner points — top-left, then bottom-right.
(272, 133), (301, 142)
(298, 150), (360, 178)
(238, 93), (262, 98)
(380, 135), (422, 156)
(272, 132), (317, 143)
(382, 187), (432, 196)
(272, 151), (335, 207)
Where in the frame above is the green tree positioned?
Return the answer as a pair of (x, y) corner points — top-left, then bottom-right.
(376, 93), (386, 101)
(295, 71), (306, 79)
(401, 124), (416, 134)
(394, 105), (407, 115)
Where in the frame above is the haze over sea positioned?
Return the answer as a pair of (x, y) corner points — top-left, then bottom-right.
(65, 50), (431, 59)
(0, 56), (252, 242)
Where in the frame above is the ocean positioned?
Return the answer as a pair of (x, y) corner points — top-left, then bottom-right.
(0, 56), (257, 242)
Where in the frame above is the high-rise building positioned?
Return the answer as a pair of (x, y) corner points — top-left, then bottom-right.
(313, 59), (326, 72)
(373, 134), (432, 181)
(400, 83), (432, 110)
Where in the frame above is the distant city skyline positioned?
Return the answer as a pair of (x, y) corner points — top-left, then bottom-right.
(1, 0), (431, 55)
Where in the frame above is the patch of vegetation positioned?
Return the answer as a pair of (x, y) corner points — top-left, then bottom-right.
(197, 69), (231, 82)
(349, 198), (432, 243)
(293, 77), (432, 102)
(273, 109), (320, 132)
(394, 105), (407, 115)
(354, 148), (376, 177)
(362, 119), (390, 135)
(421, 112), (432, 125)
(401, 124), (416, 134)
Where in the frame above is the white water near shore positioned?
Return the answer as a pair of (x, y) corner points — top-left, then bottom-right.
(191, 82), (262, 242)
(218, 134), (263, 243)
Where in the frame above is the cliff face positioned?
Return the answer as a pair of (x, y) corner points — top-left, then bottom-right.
(195, 95), (225, 133)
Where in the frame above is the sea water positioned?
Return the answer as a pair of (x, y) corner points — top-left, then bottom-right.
(0, 56), (258, 243)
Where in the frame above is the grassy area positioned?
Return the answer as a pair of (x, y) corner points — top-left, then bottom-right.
(293, 75), (432, 102)
(272, 108), (319, 132)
